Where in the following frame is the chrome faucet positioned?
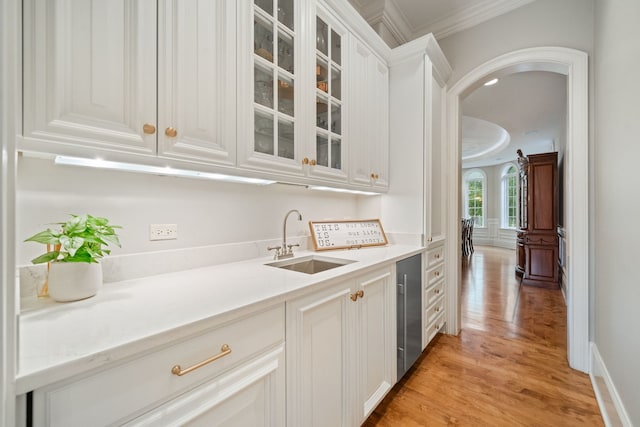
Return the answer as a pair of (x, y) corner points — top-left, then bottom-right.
(268, 209), (302, 260)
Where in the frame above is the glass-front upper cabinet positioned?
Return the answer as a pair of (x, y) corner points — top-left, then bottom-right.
(239, 0), (299, 174)
(311, 10), (347, 181)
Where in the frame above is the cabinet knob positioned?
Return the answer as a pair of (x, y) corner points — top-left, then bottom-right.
(350, 289), (365, 301)
(435, 271), (440, 277)
(143, 123), (156, 134)
(310, 159), (317, 166)
(165, 127), (178, 138)
(302, 157), (310, 165)
(435, 289), (441, 295)
(370, 173), (379, 180)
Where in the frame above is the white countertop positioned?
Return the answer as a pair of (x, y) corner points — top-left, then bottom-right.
(17, 244), (423, 393)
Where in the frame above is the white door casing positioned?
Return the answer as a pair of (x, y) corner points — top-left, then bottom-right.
(445, 47), (589, 373)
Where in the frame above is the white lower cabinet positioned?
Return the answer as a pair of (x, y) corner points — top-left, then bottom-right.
(424, 243), (446, 348)
(286, 266), (395, 426)
(32, 305), (285, 427)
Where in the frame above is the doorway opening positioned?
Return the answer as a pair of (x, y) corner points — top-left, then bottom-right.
(445, 47), (590, 372)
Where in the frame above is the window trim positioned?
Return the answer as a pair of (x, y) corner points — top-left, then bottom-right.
(463, 168), (486, 228)
(500, 163), (518, 229)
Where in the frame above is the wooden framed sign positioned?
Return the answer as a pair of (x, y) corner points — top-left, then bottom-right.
(309, 219), (388, 251)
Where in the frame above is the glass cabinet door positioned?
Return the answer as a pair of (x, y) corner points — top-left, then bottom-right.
(314, 15), (344, 174)
(253, 0), (295, 162)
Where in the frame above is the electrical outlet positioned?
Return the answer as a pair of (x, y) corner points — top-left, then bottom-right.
(149, 224), (178, 241)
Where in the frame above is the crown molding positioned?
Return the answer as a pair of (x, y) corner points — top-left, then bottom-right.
(388, 33), (451, 85)
(413, 0), (535, 40)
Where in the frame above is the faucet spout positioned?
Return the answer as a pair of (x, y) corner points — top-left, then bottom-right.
(279, 209), (302, 259)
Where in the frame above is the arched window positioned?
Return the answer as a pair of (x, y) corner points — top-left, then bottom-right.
(463, 169), (486, 227)
(501, 164), (518, 228)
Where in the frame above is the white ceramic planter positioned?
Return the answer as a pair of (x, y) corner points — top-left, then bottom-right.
(47, 262), (103, 302)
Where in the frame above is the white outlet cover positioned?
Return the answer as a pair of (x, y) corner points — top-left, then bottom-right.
(149, 224), (178, 241)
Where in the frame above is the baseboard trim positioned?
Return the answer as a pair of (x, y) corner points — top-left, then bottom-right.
(590, 342), (631, 426)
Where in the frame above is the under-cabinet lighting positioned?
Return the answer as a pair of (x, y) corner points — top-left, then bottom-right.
(484, 78), (499, 86)
(54, 156), (276, 185)
(309, 185), (379, 196)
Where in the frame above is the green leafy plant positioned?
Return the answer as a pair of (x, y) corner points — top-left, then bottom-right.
(25, 214), (122, 264)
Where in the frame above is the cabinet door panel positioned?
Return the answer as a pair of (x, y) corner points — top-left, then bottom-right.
(158, 0), (236, 166)
(425, 67), (446, 244)
(125, 346), (285, 427)
(23, 0), (157, 155)
(357, 269), (394, 421)
(286, 283), (352, 427)
(349, 39), (373, 186)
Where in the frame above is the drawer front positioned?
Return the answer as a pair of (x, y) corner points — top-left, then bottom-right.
(425, 280), (444, 307)
(425, 312), (445, 345)
(426, 263), (444, 288)
(34, 304), (285, 427)
(425, 296), (445, 325)
(426, 246), (444, 269)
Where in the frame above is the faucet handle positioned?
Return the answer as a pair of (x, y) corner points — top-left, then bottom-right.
(287, 243), (300, 254)
(268, 246), (282, 259)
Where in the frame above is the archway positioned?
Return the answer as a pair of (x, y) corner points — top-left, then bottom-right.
(444, 47), (589, 372)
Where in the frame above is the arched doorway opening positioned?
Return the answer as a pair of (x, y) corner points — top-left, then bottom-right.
(444, 47), (589, 372)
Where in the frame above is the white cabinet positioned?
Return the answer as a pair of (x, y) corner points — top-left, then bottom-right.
(286, 266), (395, 426)
(157, 0), (236, 166)
(22, 0), (236, 166)
(32, 305), (285, 427)
(237, 0), (301, 175)
(124, 345), (285, 427)
(355, 268), (396, 420)
(424, 242), (446, 347)
(308, 7), (349, 183)
(424, 56), (447, 245)
(349, 38), (389, 190)
(22, 0), (157, 156)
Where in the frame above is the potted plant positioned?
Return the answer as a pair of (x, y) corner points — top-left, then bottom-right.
(25, 214), (121, 302)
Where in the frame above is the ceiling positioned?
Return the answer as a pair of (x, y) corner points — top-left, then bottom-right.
(348, 0), (566, 168)
(462, 71), (566, 168)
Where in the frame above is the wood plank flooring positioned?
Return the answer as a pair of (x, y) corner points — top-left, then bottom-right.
(364, 246), (603, 426)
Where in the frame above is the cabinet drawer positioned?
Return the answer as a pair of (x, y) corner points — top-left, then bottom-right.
(426, 246), (444, 268)
(426, 263), (444, 288)
(425, 312), (445, 345)
(425, 296), (445, 325)
(33, 304), (285, 427)
(425, 280), (444, 307)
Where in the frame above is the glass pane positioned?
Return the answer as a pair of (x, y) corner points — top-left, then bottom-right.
(277, 77), (294, 117)
(331, 66), (341, 100)
(277, 31), (294, 74)
(278, 119), (294, 159)
(254, 0), (273, 15)
(316, 134), (328, 167)
(316, 17), (328, 55)
(331, 30), (341, 65)
(255, 111), (274, 155)
(254, 65), (273, 108)
(316, 96), (328, 130)
(277, 0), (294, 30)
(316, 57), (328, 93)
(331, 138), (341, 170)
(331, 104), (341, 135)
(254, 18), (273, 63)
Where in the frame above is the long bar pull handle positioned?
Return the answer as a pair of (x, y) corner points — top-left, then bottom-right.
(171, 344), (231, 376)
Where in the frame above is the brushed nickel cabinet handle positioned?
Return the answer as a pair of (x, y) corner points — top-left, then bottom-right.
(171, 344), (231, 376)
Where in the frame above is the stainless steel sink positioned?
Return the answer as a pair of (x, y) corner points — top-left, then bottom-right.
(266, 255), (356, 274)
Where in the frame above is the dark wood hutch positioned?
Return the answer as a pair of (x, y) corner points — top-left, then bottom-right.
(516, 150), (560, 288)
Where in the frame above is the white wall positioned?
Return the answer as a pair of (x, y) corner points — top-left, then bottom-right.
(594, 0), (640, 423)
(438, 0), (595, 85)
(16, 156), (368, 266)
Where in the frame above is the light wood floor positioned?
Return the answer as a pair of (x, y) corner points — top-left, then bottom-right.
(364, 246), (603, 426)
